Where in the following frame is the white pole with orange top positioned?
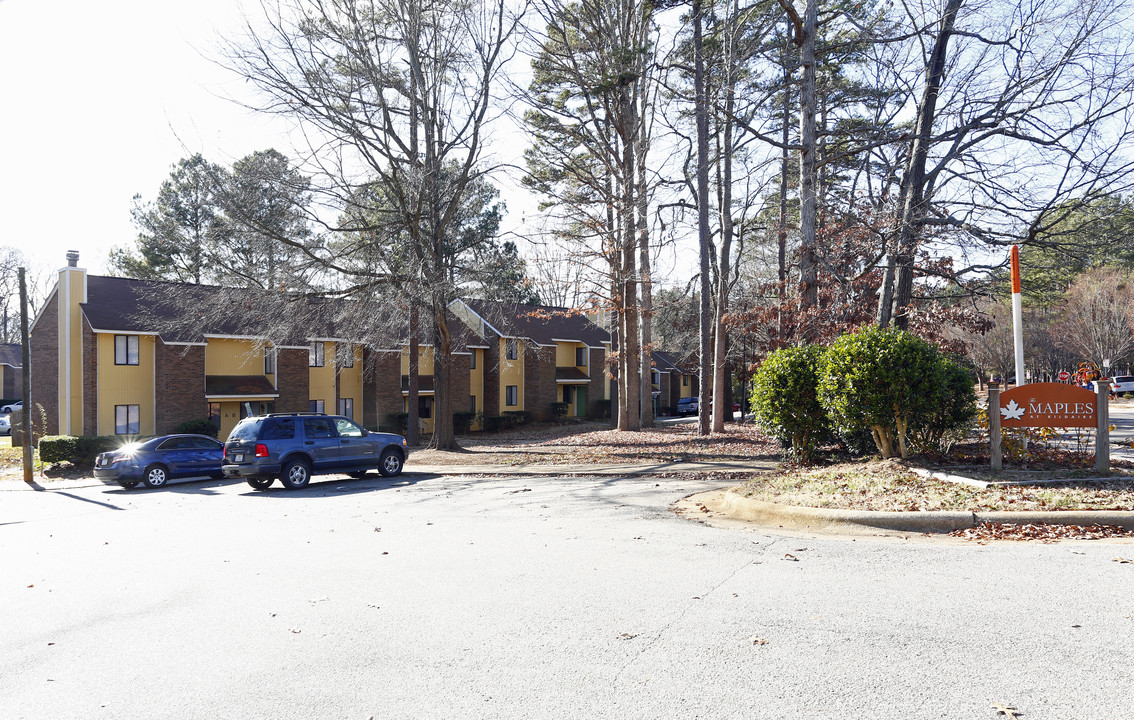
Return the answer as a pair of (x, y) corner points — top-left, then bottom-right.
(1011, 245), (1024, 387)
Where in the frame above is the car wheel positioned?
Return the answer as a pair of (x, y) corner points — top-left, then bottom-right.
(247, 477), (274, 490)
(378, 449), (403, 477)
(117, 480), (139, 489)
(279, 460), (311, 489)
(142, 464), (169, 488)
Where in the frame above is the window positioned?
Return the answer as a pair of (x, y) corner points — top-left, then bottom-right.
(576, 347), (587, 367)
(114, 405), (140, 434)
(683, 375), (689, 387)
(652, 370), (660, 384)
(505, 338), (518, 360)
(309, 341), (325, 367)
(338, 397), (354, 419)
(309, 399), (325, 414)
(114, 335), (139, 365)
(303, 417), (336, 439)
(264, 346), (277, 374)
(335, 418), (364, 437)
(338, 345), (354, 368)
(261, 419), (296, 440)
(208, 403), (221, 430)
(418, 396), (433, 419)
(240, 401), (274, 419)
(469, 351), (476, 370)
(470, 395), (477, 414)
(506, 385), (518, 406)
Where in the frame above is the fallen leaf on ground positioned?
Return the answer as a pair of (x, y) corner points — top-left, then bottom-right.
(749, 636), (769, 645)
(991, 702), (1020, 719)
(1115, 557), (1133, 563)
(783, 553), (798, 561)
(950, 522), (1134, 543)
(617, 633), (637, 640)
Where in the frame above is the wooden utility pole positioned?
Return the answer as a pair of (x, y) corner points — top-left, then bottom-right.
(20, 267), (33, 483)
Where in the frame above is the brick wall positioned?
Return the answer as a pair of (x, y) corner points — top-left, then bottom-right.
(448, 353), (471, 417)
(2, 365), (15, 398)
(276, 348), (309, 413)
(81, 318), (98, 435)
(29, 291), (59, 437)
(523, 344), (557, 422)
(155, 341), (207, 434)
(370, 351), (403, 429)
(483, 334), (500, 417)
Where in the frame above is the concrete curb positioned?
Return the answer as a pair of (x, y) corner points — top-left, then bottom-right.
(707, 489), (1134, 533)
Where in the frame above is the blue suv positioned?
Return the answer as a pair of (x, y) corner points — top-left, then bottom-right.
(222, 413), (408, 490)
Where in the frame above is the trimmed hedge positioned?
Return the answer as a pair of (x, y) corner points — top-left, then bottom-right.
(176, 418), (219, 438)
(38, 435), (120, 466)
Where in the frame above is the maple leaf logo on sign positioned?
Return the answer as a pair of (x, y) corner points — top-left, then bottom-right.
(1000, 399), (1025, 420)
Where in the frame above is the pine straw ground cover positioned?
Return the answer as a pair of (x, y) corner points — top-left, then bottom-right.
(409, 419), (781, 467)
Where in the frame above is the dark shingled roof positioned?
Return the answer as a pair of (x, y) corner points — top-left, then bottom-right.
(0, 344), (21, 368)
(459, 299), (610, 347)
(555, 367), (592, 383)
(205, 375), (279, 397)
(76, 275), (486, 350)
(651, 350), (682, 374)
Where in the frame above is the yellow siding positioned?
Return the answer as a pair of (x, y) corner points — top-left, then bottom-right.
(399, 346), (436, 375)
(96, 333), (155, 436)
(499, 338), (524, 413)
(470, 349), (484, 430)
(309, 341), (337, 409)
(216, 402), (244, 440)
(205, 338), (265, 376)
(338, 344), (363, 422)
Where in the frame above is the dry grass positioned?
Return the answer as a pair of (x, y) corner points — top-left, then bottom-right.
(735, 459), (1134, 512)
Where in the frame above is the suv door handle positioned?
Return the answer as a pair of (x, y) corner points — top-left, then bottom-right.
(305, 440), (315, 445)
(341, 439), (350, 444)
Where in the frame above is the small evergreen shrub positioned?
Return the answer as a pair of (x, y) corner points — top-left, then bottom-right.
(38, 435), (119, 466)
(819, 326), (960, 459)
(386, 412), (409, 434)
(550, 402), (569, 421)
(176, 419), (219, 438)
(750, 344), (831, 463)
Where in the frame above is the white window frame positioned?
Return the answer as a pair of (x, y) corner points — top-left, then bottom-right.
(114, 404), (140, 434)
(115, 335), (140, 365)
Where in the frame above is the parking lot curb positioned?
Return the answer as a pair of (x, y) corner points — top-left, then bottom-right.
(705, 489), (1134, 533)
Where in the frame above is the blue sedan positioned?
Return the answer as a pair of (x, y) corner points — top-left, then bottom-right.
(95, 434), (225, 489)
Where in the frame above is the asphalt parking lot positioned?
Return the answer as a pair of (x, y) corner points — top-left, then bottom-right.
(2, 471), (1132, 720)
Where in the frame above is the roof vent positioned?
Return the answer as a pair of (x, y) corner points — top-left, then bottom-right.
(66, 250), (80, 267)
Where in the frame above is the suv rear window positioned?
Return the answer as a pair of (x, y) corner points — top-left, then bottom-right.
(228, 420), (261, 441)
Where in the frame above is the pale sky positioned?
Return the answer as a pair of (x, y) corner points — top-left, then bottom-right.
(0, 0), (694, 296)
(0, 0), (302, 279)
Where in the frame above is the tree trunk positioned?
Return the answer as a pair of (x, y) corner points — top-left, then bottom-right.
(432, 300), (457, 450)
(796, 0), (819, 315)
(890, 0), (964, 330)
(637, 97), (654, 429)
(694, 0), (712, 437)
(712, 20), (737, 435)
(407, 303), (420, 446)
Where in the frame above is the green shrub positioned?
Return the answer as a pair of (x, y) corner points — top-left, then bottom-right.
(38, 435), (119, 466)
(818, 326), (954, 459)
(549, 402), (569, 421)
(595, 399), (611, 419)
(453, 411), (480, 434)
(907, 359), (977, 454)
(484, 415), (507, 432)
(386, 412), (409, 434)
(502, 411), (529, 426)
(750, 344), (831, 463)
(176, 418), (219, 438)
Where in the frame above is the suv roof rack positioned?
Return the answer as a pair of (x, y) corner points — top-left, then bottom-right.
(262, 412), (328, 417)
